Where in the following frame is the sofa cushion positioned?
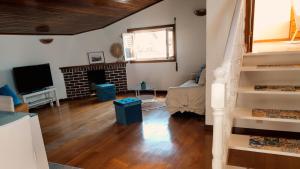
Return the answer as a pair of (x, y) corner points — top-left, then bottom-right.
(195, 64), (206, 83)
(198, 69), (206, 86)
(180, 80), (198, 88)
(0, 85), (22, 106)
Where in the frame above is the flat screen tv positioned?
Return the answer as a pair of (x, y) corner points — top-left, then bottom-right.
(13, 63), (53, 94)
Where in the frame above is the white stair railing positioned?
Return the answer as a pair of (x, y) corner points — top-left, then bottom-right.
(211, 0), (246, 169)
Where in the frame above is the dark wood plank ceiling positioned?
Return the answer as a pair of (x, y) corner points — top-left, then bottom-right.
(0, 0), (163, 35)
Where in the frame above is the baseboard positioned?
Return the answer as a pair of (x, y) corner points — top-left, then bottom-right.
(126, 90), (168, 96)
(253, 37), (300, 43)
(58, 90), (167, 102)
(232, 127), (300, 139)
(254, 38), (290, 43)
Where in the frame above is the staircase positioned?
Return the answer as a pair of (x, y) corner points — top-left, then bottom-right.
(210, 1), (300, 169)
(213, 51), (300, 169)
(228, 51), (300, 168)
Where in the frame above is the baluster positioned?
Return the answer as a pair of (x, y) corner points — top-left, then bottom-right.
(211, 68), (226, 169)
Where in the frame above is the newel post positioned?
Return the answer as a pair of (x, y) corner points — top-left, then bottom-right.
(211, 68), (226, 169)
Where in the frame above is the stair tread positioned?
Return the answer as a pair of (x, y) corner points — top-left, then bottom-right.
(229, 134), (300, 157)
(241, 65), (300, 72)
(244, 51), (300, 56)
(234, 108), (300, 123)
(238, 86), (300, 95)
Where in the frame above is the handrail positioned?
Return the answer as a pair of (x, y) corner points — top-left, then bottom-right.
(211, 0), (246, 169)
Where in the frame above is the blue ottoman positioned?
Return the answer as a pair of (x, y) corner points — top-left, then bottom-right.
(114, 98), (142, 125)
(96, 84), (116, 102)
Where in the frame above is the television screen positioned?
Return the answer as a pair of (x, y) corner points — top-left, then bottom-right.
(13, 63), (53, 94)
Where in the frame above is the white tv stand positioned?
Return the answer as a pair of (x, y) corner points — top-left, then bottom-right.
(21, 87), (60, 109)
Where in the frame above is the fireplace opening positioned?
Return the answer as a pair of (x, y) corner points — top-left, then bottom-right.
(87, 70), (106, 92)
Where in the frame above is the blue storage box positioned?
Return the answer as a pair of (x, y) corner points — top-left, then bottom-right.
(114, 98), (142, 125)
(96, 84), (116, 102)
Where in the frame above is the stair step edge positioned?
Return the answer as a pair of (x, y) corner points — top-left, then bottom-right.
(229, 134), (300, 158)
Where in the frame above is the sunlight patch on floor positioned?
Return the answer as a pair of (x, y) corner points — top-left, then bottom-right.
(142, 123), (171, 142)
(140, 121), (176, 156)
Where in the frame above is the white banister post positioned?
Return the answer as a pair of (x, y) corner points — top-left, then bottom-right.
(211, 68), (226, 169)
(210, 1), (245, 168)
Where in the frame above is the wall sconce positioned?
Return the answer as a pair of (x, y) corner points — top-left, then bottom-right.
(194, 9), (206, 16)
(39, 39), (53, 44)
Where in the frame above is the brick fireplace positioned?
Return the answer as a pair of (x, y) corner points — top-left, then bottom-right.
(60, 62), (127, 99)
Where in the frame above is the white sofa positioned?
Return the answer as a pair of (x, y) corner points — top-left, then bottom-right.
(166, 70), (206, 115)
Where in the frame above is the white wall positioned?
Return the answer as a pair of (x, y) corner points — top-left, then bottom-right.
(0, 35), (73, 99)
(0, 0), (206, 99)
(253, 0), (291, 41)
(84, 0), (206, 91)
(0, 31), (110, 99)
(206, 0), (237, 125)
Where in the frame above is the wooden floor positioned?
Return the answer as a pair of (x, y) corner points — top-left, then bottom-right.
(35, 95), (300, 169)
(36, 96), (213, 169)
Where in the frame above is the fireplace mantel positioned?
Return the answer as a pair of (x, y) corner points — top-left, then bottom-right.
(60, 62), (127, 73)
(60, 62), (127, 99)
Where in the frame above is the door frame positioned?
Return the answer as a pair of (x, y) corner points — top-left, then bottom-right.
(245, 0), (255, 53)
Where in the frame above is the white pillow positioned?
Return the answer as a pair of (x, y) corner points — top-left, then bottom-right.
(198, 69), (206, 86)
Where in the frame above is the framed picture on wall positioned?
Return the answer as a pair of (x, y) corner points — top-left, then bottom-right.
(87, 51), (105, 64)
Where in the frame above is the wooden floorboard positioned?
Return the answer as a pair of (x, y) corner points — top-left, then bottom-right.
(36, 95), (212, 169)
(36, 94), (300, 169)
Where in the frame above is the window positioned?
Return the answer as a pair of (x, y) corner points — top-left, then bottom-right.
(122, 25), (176, 63)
